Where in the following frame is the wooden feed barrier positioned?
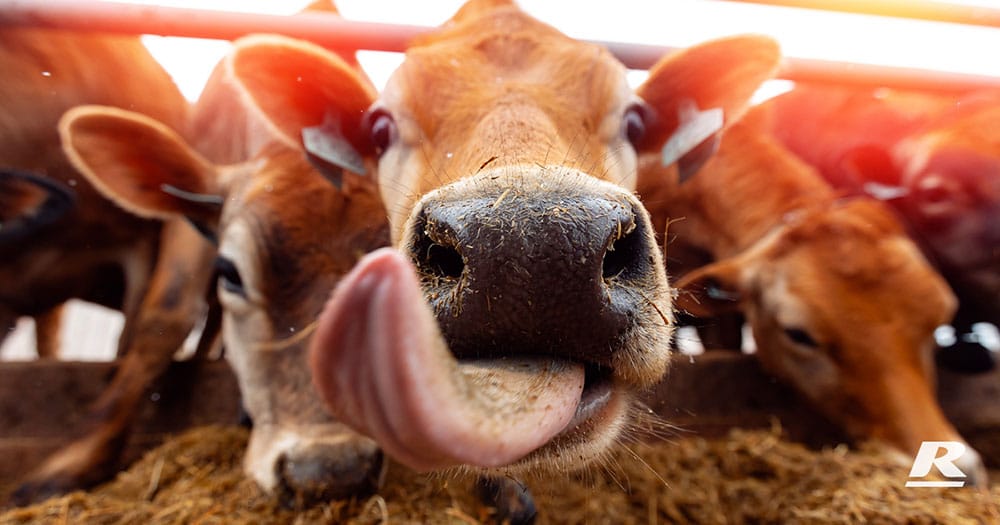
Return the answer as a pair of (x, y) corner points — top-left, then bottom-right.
(2, 353), (999, 485)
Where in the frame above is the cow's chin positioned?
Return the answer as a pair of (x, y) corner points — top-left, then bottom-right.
(479, 371), (632, 475)
(309, 247), (656, 475)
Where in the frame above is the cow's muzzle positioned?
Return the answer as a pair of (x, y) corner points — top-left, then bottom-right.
(404, 167), (659, 368)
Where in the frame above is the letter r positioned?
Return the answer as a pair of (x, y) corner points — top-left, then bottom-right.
(909, 441), (967, 478)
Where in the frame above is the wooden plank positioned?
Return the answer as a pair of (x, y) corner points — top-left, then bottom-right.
(2, 352), (999, 489)
(642, 352), (848, 447)
(0, 359), (241, 485)
(937, 365), (1000, 465)
(646, 353), (1000, 465)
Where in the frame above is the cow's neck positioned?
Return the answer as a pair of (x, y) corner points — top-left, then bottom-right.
(680, 124), (836, 259)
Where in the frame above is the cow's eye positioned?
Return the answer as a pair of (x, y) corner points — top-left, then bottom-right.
(783, 327), (819, 349)
(623, 103), (648, 147)
(215, 256), (245, 297)
(367, 108), (397, 157)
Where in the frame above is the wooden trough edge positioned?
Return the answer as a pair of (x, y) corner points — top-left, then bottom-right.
(1, 353), (999, 485)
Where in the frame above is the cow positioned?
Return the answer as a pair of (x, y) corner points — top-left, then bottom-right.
(636, 120), (986, 484)
(1, 27), (220, 505)
(213, 0), (778, 495)
(49, 0), (389, 503)
(743, 84), (1000, 373)
(58, 103), (391, 506)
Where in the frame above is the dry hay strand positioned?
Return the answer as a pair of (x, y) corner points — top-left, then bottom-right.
(2, 424), (998, 524)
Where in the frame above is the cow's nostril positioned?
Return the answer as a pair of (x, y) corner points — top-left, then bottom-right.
(410, 208), (466, 279)
(425, 242), (465, 278)
(602, 219), (642, 280)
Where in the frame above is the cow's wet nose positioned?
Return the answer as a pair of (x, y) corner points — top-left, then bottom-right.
(406, 183), (659, 365)
(274, 441), (384, 507)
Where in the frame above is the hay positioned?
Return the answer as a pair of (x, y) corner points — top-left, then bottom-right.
(2, 425), (998, 524)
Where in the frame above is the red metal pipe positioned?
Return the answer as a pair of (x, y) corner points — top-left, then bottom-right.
(0, 0), (427, 53)
(781, 56), (1000, 94)
(2, 0), (999, 93)
(715, 0), (1000, 28)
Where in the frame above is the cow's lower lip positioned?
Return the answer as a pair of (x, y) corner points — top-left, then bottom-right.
(559, 366), (614, 435)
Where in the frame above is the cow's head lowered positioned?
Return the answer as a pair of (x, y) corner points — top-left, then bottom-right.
(663, 125), (984, 483)
(59, 106), (390, 504)
(227, 0), (779, 473)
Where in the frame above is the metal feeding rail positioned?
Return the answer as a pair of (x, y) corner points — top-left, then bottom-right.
(0, 0), (999, 93)
(717, 0), (1000, 28)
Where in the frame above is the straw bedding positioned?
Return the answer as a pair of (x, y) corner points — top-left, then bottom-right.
(2, 425), (997, 524)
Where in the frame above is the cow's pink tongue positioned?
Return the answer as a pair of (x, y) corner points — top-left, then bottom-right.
(310, 248), (585, 472)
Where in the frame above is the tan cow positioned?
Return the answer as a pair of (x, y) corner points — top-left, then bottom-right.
(744, 84), (1000, 372)
(1, 28), (219, 505)
(10, 0), (381, 507)
(54, 0), (386, 499)
(636, 121), (986, 484)
(59, 104), (390, 505)
(218, 0), (779, 482)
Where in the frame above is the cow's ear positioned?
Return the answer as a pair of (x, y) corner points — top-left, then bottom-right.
(60, 105), (223, 236)
(0, 169), (75, 246)
(636, 35), (781, 179)
(227, 34), (377, 182)
(673, 258), (746, 317)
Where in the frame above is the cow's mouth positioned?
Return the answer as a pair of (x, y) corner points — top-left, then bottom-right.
(309, 248), (632, 473)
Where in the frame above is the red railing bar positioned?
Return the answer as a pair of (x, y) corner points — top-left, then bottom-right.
(1, 0), (999, 93)
(780, 56), (1000, 94)
(0, 0), (427, 54)
(715, 0), (1000, 28)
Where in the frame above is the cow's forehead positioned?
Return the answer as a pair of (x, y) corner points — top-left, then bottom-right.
(384, 11), (630, 127)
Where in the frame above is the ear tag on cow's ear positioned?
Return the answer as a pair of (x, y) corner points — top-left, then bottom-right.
(302, 112), (367, 190)
(862, 181), (909, 201)
(160, 184), (224, 244)
(706, 282), (740, 302)
(160, 183), (225, 207)
(661, 100), (724, 182)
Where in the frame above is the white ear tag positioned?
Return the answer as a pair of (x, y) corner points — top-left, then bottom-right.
(160, 184), (224, 206)
(661, 101), (724, 168)
(863, 181), (909, 201)
(302, 112), (367, 182)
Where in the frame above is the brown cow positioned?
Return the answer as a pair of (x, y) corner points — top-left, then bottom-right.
(59, 104), (390, 505)
(220, 0), (778, 483)
(636, 121), (986, 484)
(744, 84), (1000, 372)
(1, 28), (219, 505)
(53, 0), (384, 499)
(9, 0), (375, 506)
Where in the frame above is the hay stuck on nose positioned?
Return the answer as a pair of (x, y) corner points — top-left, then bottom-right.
(3, 424), (998, 524)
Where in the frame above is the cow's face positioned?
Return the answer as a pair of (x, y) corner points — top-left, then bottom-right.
(59, 107), (391, 505)
(214, 148), (390, 504)
(372, 14), (638, 241)
(677, 200), (970, 458)
(228, 0), (779, 474)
